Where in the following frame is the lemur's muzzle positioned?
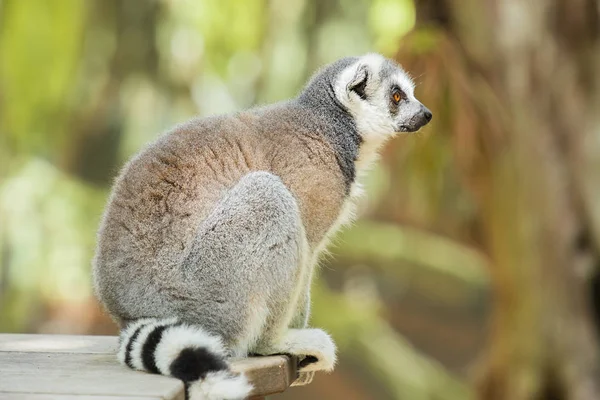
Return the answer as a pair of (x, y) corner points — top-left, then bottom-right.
(400, 105), (433, 132)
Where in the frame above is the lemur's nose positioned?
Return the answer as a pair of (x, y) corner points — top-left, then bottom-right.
(422, 106), (433, 123)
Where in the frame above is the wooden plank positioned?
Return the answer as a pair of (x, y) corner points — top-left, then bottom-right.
(0, 334), (117, 354)
(0, 335), (301, 398)
(0, 395), (162, 400)
(0, 352), (184, 400)
(232, 355), (297, 397)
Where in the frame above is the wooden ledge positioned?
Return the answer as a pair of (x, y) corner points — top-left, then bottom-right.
(0, 334), (306, 400)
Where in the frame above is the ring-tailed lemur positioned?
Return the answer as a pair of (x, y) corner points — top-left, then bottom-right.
(93, 53), (431, 400)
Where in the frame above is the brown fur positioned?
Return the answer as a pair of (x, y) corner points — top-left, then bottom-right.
(98, 108), (346, 282)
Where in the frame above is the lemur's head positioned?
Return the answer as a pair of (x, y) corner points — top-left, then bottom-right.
(333, 53), (431, 137)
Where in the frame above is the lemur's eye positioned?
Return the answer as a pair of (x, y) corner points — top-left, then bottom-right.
(392, 89), (405, 104)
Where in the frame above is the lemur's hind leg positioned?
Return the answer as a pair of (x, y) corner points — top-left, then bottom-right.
(178, 171), (302, 354)
(179, 171), (336, 372)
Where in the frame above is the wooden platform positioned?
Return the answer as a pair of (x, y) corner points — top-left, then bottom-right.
(0, 334), (302, 399)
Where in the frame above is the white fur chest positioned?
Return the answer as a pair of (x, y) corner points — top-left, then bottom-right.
(312, 178), (366, 259)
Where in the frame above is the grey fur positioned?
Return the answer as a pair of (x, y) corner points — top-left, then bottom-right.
(297, 57), (362, 191)
(93, 53), (431, 396)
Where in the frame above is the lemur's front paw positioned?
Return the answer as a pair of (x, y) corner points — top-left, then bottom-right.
(280, 328), (337, 372)
(291, 371), (315, 387)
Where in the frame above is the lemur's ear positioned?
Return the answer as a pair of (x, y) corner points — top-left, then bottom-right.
(347, 64), (369, 100)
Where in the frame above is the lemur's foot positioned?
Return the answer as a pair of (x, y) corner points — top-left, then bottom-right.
(279, 328), (337, 373)
(291, 371), (315, 387)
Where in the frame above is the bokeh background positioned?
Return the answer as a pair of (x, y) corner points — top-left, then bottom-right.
(1, 0), (599, 399)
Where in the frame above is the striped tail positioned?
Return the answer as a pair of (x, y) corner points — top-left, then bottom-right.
(117, 318), (252, 400)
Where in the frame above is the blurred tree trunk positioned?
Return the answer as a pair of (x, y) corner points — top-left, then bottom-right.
(411, 0), (600, 398)
(65, 0), (162, 186)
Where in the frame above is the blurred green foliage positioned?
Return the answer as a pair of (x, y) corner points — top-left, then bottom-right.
(0, 0), (84, 158)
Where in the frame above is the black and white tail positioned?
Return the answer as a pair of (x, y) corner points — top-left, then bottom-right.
(118, 318), (252, 400)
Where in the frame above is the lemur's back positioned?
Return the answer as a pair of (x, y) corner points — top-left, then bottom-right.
(93, 101), (346, 326)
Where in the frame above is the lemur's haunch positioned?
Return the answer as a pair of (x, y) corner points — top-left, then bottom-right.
(93, 53), (432, 400)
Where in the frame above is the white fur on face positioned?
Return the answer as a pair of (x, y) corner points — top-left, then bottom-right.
(334, 53), (419, 173)
(335, 54), (392, 137)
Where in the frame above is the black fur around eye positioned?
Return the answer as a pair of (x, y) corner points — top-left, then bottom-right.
(391, 88), (405, 104)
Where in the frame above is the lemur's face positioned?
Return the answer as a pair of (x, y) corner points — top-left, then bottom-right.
(335, 54), (432, 137)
